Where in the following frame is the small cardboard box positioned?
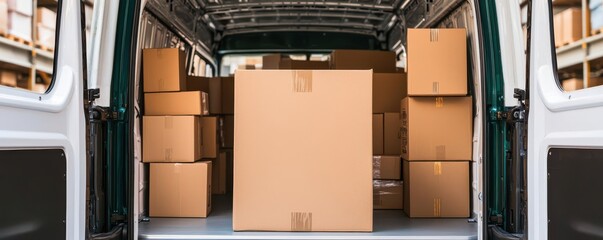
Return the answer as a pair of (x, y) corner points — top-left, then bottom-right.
(407, 29), (467, 96)
(149, 161), (212, 217)
(187, 76), (223, 115)
(373, 73), (407, 113)
(401, 97), (472, 161)
(373, 156), (401, 180)
(143, 48), (186, 92)
(221, 77), (234, 114)
(384, 112), (401, 155)
(233, 70), (373, 232)
(142, 116), (202, 163)
(212, 152), (227, 194)
(373, 180), (403, 210)
(403, 160), (469, 218)
(144, 91), (209, 116)
(330, 50), (397, 73)
(373, 114), (384, 155)
(201, 116), (219, 159)
(36, 7), (56, 29)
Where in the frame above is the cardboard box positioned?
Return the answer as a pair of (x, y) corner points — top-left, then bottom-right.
(220, 115), (234, 149)
(7, 11), (31, 42)
(142, 116), (202, 163)
(0, 1), (7, 34)
(407, 29), (467, 96)
(373, 180), (403, 210)
(221, 77), (234, 114)
(262, 54), (281, 69)
(330, 50), (396, 73)
(238, 64), (256, 70)
(36, 7), (56, 29)
(7, 0), (32, 16)
(201, 116), (218, 159)
(149, 162), (212, 217)
(554, 12), (563, 47)
(212, 152), (227, 194)
(373, 73), (408, 113)
(562, 78), (583, 91)
(144, 91), (208, 116)
(36, 24), (55, 49)
(263, 54), (330, 69)
(0, 70), (17, 87)
(401, 97), (472, 161)
(233, 70), (373, 232)
(373, 114), (384, 155)
(403, 160), (469, 218)
(373, 156), (401, 180)
(143, 48), (186, 92)
(384, 112), (400, 155)
(187, 76), (223, 114)
(561, 8), (582, 45)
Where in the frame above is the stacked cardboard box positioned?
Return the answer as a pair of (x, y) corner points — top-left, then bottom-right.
(403, 28), (471, 218)
(6, 0), (32, 42)
(562, 77), (603, 91)
(36, 7), (56, 50)
(554, 8), (582, 47)
(262, 54), (329, 70)
(142, 48), (212, 218)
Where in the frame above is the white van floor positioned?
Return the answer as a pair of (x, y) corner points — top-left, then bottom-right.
(139, 196), (477, 240)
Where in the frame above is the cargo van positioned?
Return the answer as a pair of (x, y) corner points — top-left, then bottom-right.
(1, 0), (601, 239)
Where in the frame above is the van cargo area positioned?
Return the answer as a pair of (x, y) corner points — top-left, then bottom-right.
(126, 0), (484, 239)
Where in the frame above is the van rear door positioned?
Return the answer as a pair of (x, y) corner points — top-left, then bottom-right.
(529, 0), (603, 239)
(0, 0), (87, 239)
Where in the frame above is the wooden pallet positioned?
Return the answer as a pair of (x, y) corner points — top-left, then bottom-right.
(6, 34), (33, 47)
(35, 42), (54, 52)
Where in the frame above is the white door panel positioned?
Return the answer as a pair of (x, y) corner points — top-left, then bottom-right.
(0, 0), (86, 239)
(529, 0), (603, 239)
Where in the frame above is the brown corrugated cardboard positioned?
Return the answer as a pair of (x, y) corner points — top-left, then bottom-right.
(384, 112), (401, 155)
(403, 160), (469, 218)
(562, 78), (584, 91)
(143, 48), (186, 93)
(0, 70), (17, 87)
(373, 114), (384, 155)
(401, 97), (472, 161)
(589, 77), (603, 87)
(220, 115), (234, 148)
(373, 73), (408, 113)
(407, 29), (467, 96)
(262, 54), (281, 69)
(233, 70), (373, 232)
(212, 152), (227, 194)
(554, 13), (563, 47)
(187, 77), (223, 114)
(142, 116), (202, 163)
(561, 8), (582, 45)
(330, 50), (396, 73)
(36, 7), (56, 28)
(373, 180), (403, 210)
(201, 116), (218, 159)
(149, 161), (212, 217)
(373, 156), (401, 180)
(221, 77), (234, 114)
(263, 54), (329, 69)
(144, 91), (209, 116)
(0, 1), (6, 35)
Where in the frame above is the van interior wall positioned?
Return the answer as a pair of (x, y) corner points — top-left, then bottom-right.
(133, 0), (482, 228)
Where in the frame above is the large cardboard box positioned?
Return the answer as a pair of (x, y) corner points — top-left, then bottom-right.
(36, 7), (56, 29)
(403, 160), (469, 218)
(373, 180), (403, 210)
(373, 156), (401, 180)
(143, 48), (186, 92)
(144, 91), (208, 116)
(330, 50), (396, 73)
(221, 77), (234, 114)
(187, 76), (223, 114)
(149, 162), (212, 217)
(233, 70), (373, 232)
(373, 73), (408, 113)
(201, 116), (218, 159)
(142, 116), (202, 163)
(401, 97), (472, 161)
(407, 29), (467, 96)
(373, 114), (384, 155)
(220, 115), (234, 148)
(561, 8), (582, 45)
(0, 1), (7, 34)
(384, 112), (400, 155)
(7, 11), (31, 42)
(212, 152), (227, 194)
(7, 0), (32, 16)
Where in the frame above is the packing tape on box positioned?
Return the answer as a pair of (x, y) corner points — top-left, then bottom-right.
(373, 156), (382, 178)
(292, 70), (313, 93)
(201, 92), (209, 115)
(430, 29), (440, 42)
(435, 97), (444, 108)
(433, 162), (442, 176)
(432, 82), (440, 94)
(373, 180), (402, 206)
(433, 198), (442, 217)
(290, 212), (313, 231)
(435, 145), (446, 160)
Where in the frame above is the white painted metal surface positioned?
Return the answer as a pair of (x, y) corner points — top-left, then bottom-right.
(0, 0), (86, 239)
(528, 0), (603, 239)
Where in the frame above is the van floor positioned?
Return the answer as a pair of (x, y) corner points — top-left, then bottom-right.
(138, 195), (478, 240)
